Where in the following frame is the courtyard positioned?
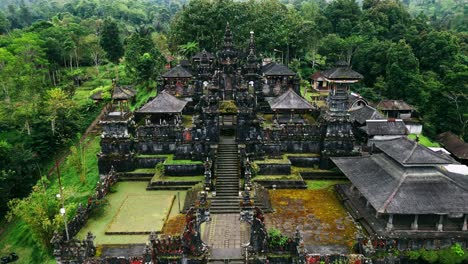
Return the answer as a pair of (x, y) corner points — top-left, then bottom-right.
(265, 181), (362, 254)
(76, 182), (186, 245)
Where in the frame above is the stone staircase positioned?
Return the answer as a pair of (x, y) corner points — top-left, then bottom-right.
(210, 138), (240, 214)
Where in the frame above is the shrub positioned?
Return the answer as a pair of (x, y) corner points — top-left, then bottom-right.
(268, 228), (289, 249)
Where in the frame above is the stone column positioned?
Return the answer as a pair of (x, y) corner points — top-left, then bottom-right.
(437, 215), (444, 231)
(386, 214), (394, 231)
(349, 184), (355, 192)
(462, 214), (467, 231)
(411, 215), (419, 230)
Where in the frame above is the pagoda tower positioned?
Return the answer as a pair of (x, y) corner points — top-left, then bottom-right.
(321, 61), (363, 165)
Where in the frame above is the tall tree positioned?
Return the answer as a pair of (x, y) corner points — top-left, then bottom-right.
(0, 11), (10, 34)
(125, 26), (166, 88)
(324, 0), (361, 37)
(100, 18), (124, 64)
(384, 40), (423, 105)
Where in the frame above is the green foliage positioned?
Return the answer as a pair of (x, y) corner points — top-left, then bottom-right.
(124, 26), (166, 88)
(420, 249), (439, 263)
(219, 100), (238, 114)
(403, 244), (468, 264)
(100, 18), (124, 64)
(7, 178), (75, 250)
(268, 228), (289, 249)
(155, 162), (165, 178)
(178, 41), (199, 59)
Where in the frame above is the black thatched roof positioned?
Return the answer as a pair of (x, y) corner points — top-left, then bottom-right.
(374, 137), (454, 166)
(349, 105), (384, 125)
(136, 91), (187, 114)
(89, 86), (136, 101)
(262, 62), (296, 76)
(321, 65), (363, 80)
(348, 93), (368, 109)
(377, 100), (413, 111)
(437, 132), (468, 160)
(332, 154), (468, 214)
(192, 50), (215, 60)
(363, 119), (407, 136)
(161, 65), (193, 78)
(89, 91), (104, 100)
(112, 86), (136, 100)
(269, 89), (314, 111)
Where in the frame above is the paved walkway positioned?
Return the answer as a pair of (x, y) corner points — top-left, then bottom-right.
(203, 214), (249, 249)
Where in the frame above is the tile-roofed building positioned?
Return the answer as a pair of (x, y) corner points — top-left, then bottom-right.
(161, 65), (193, 79)
(349, 105), (383, 126)
(437, 132), (468, 164)
(321, 62), (364, 82)
(333, 154), (468, 215)
(261, 62), (296, 76)
(348, 92), (368, 110)
(136, 91), (188, 114)
(112, 86), (136, 101)
(373, 137), (453, 166)
(192, 50), (215, 62)
(377, 100), (414, 119)
(333, 137), (468, 240)
(268, 89), (314, 111)
(363, 119), (407, 138)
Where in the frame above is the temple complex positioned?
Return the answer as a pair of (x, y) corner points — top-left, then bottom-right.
(59, 23), (468, 264)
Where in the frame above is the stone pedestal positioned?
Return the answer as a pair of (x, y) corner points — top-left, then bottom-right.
(411, 215), (419, 231)
(437, 215), (444, 232)
(386, 214), (394, 232)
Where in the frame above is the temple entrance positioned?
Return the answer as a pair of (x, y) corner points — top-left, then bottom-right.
(202, 214), (250, 262)
(219, 114), (237, 136)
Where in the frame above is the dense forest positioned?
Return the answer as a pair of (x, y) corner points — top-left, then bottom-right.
(0, 0), (466, 258)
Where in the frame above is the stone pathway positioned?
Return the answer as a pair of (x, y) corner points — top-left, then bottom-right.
(203, 214), (249, 249)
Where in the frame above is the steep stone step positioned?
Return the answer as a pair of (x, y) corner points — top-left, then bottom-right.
(212, 138), (240, 214)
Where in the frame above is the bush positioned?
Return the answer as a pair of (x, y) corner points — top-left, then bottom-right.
(268, 228), (289, 249)
(420, 249), (439, 263)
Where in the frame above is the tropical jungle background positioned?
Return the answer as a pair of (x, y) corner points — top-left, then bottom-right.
(0, 0), (466, 262)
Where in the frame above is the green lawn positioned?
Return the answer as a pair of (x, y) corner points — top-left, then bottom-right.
(253, 174), (302, 181)
(76, 182), (186, 245)
(408, 134), (440, 147)
(151, 175), (203, 183)
(306, 180), (349, 190)
(106, 194), (174, 234)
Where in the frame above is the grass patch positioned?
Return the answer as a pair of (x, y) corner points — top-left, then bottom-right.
(135, 154), (171, 158)
(106, 194), (174, 234)
(165, 159), (203, 165)
(77, 182), (186, 244)
(254, 157), (290, 165)
(283, 153), (320, 158)
(183, 115), (193, 128)
(306, 180), (349, 190)
(127, 168), (156, 174)
(408, 134), (440, 147)
(291, 167), (332, 174)
(164, 155), (202, 165)
(151, 176), (203, 183)
(0, 220), (55, 264)
(253, 174), (301, 181)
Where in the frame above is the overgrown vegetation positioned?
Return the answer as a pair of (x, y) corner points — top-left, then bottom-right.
(1, 136), (101, 262)
(404, 243), (467, 264)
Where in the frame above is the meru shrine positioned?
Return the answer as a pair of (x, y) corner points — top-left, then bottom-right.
(51, 23), (468, 264)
